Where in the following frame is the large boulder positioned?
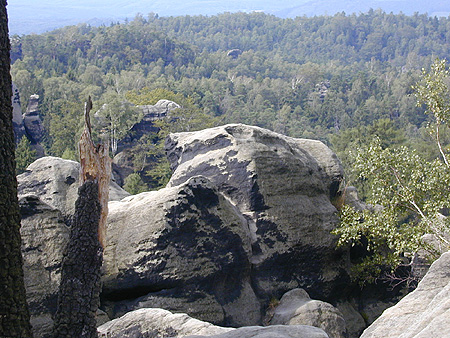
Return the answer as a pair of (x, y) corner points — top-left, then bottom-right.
(165, 124), (348, 301)
(97, 308), (329, 338)
(19, 195), (69, 338)
(269, 288), (346, 338)
(97, 308), (233, 337)
(20, 125), (355, 336)
(360, 251), (450, 338)
(183, 325), (329, 338)
(101, 175), (261, 326)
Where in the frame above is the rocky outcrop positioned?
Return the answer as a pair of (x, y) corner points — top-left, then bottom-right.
(101, 175), (261, 326)
(183, 325), (329, 338)
(112, 99), (181, 185)
(23, 94), (45, 157)
(269, 289), (346, 338)
(12, 82), (25, 142)
(166, 124), (348, 302)
(360, 251), (450, 338)
(97, 308), (234, 338)
(20, 125), (355, 336)
(98, 308), (329, 338)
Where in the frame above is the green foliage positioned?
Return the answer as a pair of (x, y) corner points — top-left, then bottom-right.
(48, 100), (84, 159)
(123, 173), (148, 195)
(334, 60), (450, 285)
(96, 91), (142, 155)
(15, 137), (36, 174)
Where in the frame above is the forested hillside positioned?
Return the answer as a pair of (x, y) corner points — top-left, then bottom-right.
(11, 10), (450, 189)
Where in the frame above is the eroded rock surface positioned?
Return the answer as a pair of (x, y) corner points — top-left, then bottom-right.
(269, 288), (346, 338)
(20, 125), (354, 336)
(102, 175), (260, 326)
(360, 251), (450, 338)
(166, 124), (348, 301)
(97, 308), (234, 338)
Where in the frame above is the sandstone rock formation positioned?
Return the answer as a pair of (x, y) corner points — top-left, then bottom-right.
(97, 308), (234, 338)
(20, 125), (356, 337)
(183, 325), (329, 338)
(360, 251), (450, 338)
(101, 175), (261, 326)
(18, 157), (129, 337)
(112, 99), (180, 185)
(98, 308), (329, 338)
(23, 94), (45, 157)
(18, 156), (129, 218)
(269, 288), (346, 338)
(12, 82), (25, 141)
(166, 124), (348, 302)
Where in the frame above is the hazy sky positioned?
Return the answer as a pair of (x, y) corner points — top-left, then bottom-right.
(7, 0), (450, 35)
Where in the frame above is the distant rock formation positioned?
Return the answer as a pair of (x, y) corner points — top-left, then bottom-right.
(12, 82), (25, 142)
(227, 49), (242, 58)
(20, 94), (45, 157)
(360, 251), (450, 338)
(112, 99), (181, 185)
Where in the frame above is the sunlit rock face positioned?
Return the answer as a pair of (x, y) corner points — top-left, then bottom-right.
(166, 124), (349, 302)
(360, 251), (450, 338)
(20, 125), (353, 337)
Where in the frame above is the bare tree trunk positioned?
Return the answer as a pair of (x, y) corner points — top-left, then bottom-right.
(52, 97), (111, 338)
(0, 1), (33, 337)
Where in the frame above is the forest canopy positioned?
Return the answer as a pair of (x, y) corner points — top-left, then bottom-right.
(10, 10), (450, 189)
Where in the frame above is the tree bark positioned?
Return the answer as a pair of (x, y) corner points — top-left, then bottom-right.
(0, 1), (33, 337)
(52, 98), (111, 338)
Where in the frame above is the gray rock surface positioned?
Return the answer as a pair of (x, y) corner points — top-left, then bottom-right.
(269, 289), (346, 338)
(360, 251), (450, 338)
(98, 307), (330, 338)
(97, 308), (233, 338)
(183, 325), (329, 338)
(166, 124), (348, 301)
(12, 82), (25, 141)
(20, 125), (356, 336)
(102, 175), (261, 325)
(23, 94), (45, 157)
(18, 157), (129, 337)
(20, 195), (69, 338)
(18, 156), (130, 218)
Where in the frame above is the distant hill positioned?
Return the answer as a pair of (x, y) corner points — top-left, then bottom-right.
(8, 0), (450, 35)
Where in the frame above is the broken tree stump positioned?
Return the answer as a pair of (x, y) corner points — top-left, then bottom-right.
(52, 97), (111, 338)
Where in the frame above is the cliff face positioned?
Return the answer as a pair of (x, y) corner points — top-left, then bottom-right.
(19, 124), (358, 337)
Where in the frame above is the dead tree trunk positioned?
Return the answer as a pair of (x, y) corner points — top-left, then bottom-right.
(52, 97), (111, 338)
(0, 1), (33, 337)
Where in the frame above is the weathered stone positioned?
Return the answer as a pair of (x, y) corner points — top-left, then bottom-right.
(12, 82), (25, 142)
(23, 94), (45, 157)
(183, 325), (329, 338)
(102, 175), (260, 326)
(166, 124), (348, 301)
(18, 156), (129, 218)
(19, 195), (69, 338)
(360, 252), (450, 338)
(97, 308), (234, 338)
(269, 288), (346, 338)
